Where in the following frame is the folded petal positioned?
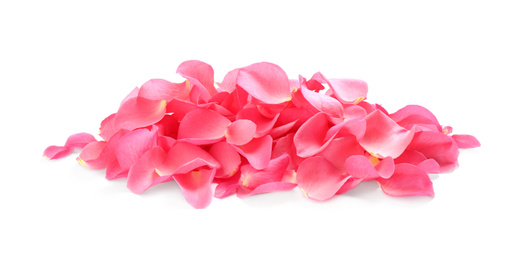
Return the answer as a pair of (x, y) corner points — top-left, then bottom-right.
(452, 134), (481, 149)
(158, 141), (220, 176)
(76, 141), (108, 169)
(407, 131), (460, 172)
(360, 110), (415, 158)
(176, 60), (218, 98)
(344, 155), (378, 179)
(394, 149), (427, 165)
(299, 76), (344, 118)
(114, 127), (158, 169)
(326, 117), (367, 141)
(236, 62), (292, 104)
(232, 135), (273, 170)
(342, 104), (367, 120)
(43, 146), (73, 160)
(272, 133), (303, 171)
(225, 119), (257, 145)
(98, 113), (117, 141)
(294, 112), (335, 157)
(209, 142), (241, 178)
(344, 155), (394, 179)
(378, 163), (434, 197)
(177, 109), (231, 145)
(165, 98), (199, 120)
(127, 146), (168, 194)
(78, 129), (129, 169)
(417, 159), (441, 173)
(390, 105), (442, 131)
(138, 79), (190, 101)
(335, 177), (363, 195)
(113, 96), (167, 131)
(236, 107), (279, 138)
(218, 69), (239, 93)
(239, 154), (290, 190)
(105, 160), (128, 180)
(296, 156), (351, 201)
(237, 182), (297, 198)
(311, 72), (368, 104)
(173, 167), (216, 209)
(320, 136), (365, 171)
(43, 133), (97, 159)
(214, 170), (241, 198)
(328, 78), (368, 104)
(375, 156), (395, 179)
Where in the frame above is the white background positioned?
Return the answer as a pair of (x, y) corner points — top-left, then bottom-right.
(1, 1), (511, 259)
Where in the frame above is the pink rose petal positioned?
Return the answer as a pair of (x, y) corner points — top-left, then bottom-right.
(157, 141), (220, 176)
(176, 60), (218, 99)
(138, 78), (190, 101)
(114, 127), (157, 169)
(294, 112), (335, 157)
(236, 62), (292, 104)
(232, 135), (273, 170)
(451, 134), (481, 149)
(225, 119), (257, 145)
(43, 132), (97, 159)
(407, 131), (460, 172)
(209, 142), (241, 178)
(390, 105), (442, 131)
(127, 146), (168, 194)
(177, 109), (231, 145)
(173, 167), (216, 209)
(378, 163), (434, 197)
(296, 156), (351, 201)
(360, 110), (415, 158)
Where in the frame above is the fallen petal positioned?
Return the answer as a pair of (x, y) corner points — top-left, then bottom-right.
(177, 108), (231, 145)
(296, 156), (351, 201)
(209, 142), (241, 178)
(360, 110), (415, 158)
(452, 134), (481, 149)
(173, 167), (216, 209)
(225, 119), (257, 145)
(236, 62), (291, 104)
(378, 163), (434, 197)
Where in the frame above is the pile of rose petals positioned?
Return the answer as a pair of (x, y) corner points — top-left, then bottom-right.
(44, 60), (480, 208)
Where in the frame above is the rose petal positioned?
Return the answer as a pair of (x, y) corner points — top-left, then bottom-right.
(294, 112), (335, 157)
(238, 182), (297, 198)
(77, 130), (129, 169)
(378, 163), (434, 197)
(225, 119), (257, 145)
(236, 62), (291, 104)
(452, 134), (481, 149)
(320, 136), (365, 171)
(390, 105), (442, 131)
(407, 131), (460, 172)
(360, 110), (415, 158)
(157, 141), (220, 176)
(114, 127), (158, 169)
(296, 156), (351, 201)
(232, 135), (273, 170)
(173, 167), (216, 209)
(43, 133), (97, 160)
(239, 154), (290, 190)
(127, 146), (168, 194)
(236, 107), (279, 138)
(299, 76), (344, 118)
(113, 96), (167, 131)
(138, 78), (190, 101)
(176, 60), (218, 98)
(209, 142), (241, 178)
(177, 108), (231, 145)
